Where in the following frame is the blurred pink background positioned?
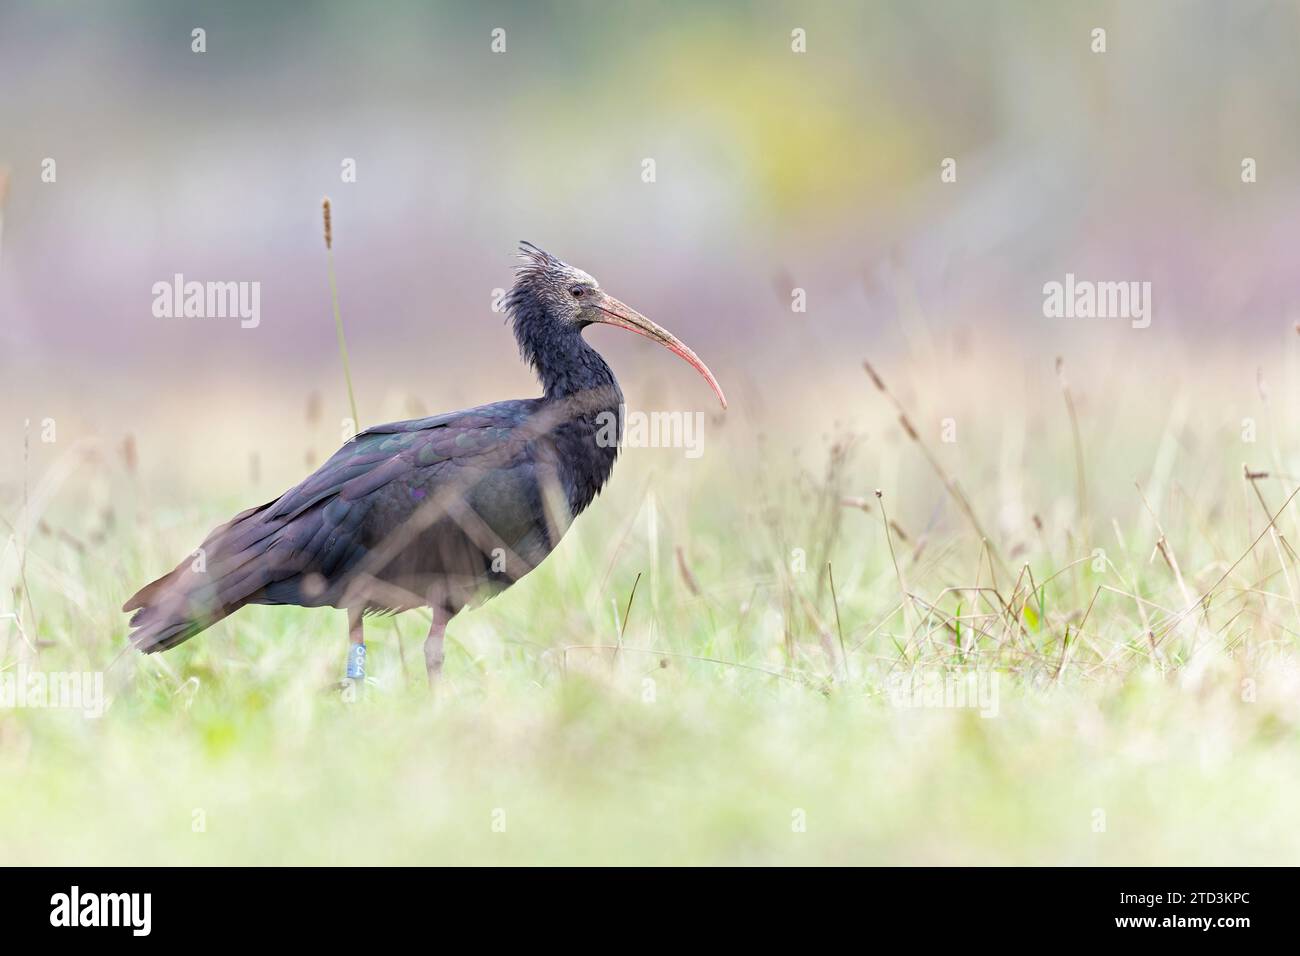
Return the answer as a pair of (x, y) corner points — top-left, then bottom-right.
(3, 1), (1300, 473)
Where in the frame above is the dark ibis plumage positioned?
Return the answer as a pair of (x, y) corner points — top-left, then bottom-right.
(123, 243), (727, 683)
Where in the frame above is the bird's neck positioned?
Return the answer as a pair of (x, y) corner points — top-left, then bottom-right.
(509, 289), (623, 411)
(508, 288), (624, 515)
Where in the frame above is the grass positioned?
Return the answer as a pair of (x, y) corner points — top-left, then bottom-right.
(3, 348), (1300, 865)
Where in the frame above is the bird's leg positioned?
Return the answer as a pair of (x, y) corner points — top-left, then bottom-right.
(345, 606), (367, 687)
(424, 607), (447, 688)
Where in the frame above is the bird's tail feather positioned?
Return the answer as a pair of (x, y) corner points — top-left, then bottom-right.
(122, 564), (239, 653)
(123, 501), (278, 653)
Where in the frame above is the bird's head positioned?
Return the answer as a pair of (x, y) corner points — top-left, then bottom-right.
(508, 242), (727, 409)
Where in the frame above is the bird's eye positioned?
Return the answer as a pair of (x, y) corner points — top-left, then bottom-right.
(570, 286), (585, 298)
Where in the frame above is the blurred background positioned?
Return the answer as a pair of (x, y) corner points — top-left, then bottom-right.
(4, 0), (1300, 448)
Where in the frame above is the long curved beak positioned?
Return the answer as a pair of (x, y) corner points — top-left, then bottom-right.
(593, 293), (728, 409)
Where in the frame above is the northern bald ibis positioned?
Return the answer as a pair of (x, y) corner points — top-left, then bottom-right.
(123, 243), (727, 685)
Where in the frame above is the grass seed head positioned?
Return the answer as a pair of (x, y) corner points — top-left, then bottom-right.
(322, 197), (333, 249)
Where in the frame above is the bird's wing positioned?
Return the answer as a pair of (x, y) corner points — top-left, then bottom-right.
(211, 402), (536, 554)
(123, 401), (545, 650)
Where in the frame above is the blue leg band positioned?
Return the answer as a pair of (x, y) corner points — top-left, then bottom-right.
(346, 643), (367, 680)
